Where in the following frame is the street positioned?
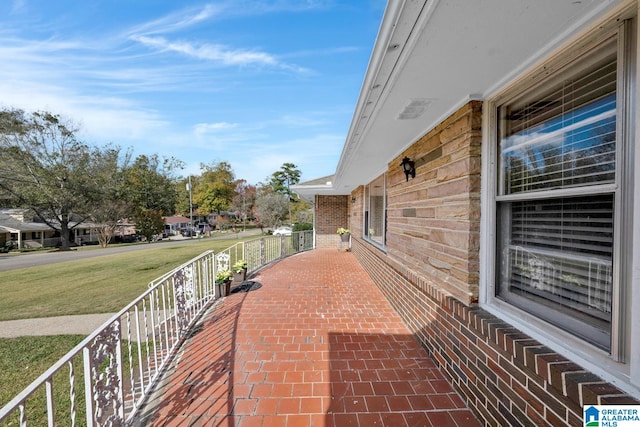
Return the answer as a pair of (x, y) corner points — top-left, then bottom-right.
(0, 229), (262, 272)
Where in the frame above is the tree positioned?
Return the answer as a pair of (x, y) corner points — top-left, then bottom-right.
(134, 208), (165, 242)
(124, 154), (183, 238)
(87, 146), (133, 248)
(268, 162), (301, 198)
(125, 154), (182, 214)
(291, 198), (313, 225)
(232, 180), (256, 230)
(0, 109), (112, 250)
(254, 189), (289, 231)
(268, 163), (301, 223)
(174, 176), (191, 217)
(193, 161), (235, 215)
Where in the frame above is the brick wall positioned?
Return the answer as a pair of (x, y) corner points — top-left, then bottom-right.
(351, 238), (639, 426)
(315, 195), (349, 249)
(349, 186), (364, 238)
(347, 101), (639, 425)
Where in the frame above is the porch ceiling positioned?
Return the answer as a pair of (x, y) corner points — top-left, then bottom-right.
(294, 0), (624, 199)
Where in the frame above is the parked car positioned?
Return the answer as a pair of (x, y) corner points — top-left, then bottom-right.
(272, 226), (292, 236)
(181, 229), (196, 237)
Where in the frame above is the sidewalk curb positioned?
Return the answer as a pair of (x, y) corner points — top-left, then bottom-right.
(0, 313), (116, 338)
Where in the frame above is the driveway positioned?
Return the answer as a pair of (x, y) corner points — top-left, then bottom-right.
(0, 229), (262, 272)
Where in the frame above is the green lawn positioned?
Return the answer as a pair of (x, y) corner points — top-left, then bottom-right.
(0, 335), (86, 416)
(0, 236), (253, 321)
(0, 335), (145, 421)
(0, 236), (255, 418)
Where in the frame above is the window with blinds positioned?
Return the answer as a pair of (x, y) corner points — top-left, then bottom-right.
(495, 37), (617, 351)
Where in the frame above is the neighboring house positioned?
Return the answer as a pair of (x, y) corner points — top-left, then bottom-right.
(72, 223), (100, 245)
(111, 218), (137, 240)
(0, 211), (55, 249)
(294, 1), (640, 425)
(0, 208), (97, 248)
(163, 215), (192, 235)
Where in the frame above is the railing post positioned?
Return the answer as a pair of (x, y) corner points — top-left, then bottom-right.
(280, 235), (286, 259)
(69, 361), (77, 427)
(260, 238), (266, 265)
(45, 379), (54, 426)
(83, 348), (94, 427)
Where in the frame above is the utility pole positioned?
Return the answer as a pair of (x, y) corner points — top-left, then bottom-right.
(187, 176), (193, 232)
(242, 192), (246, 232)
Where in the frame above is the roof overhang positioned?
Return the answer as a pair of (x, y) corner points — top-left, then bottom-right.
(292, 175), (336, 201)
(295, 0), (625, 198)
(0, 223), (50, 233)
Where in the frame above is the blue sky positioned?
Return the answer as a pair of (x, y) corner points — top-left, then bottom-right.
(0, 0), (385, 184)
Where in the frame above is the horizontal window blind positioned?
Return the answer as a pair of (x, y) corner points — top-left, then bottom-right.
(509, 196), (613, 258)
(498, 55), (617, 196)
(499, 195), (613, 322)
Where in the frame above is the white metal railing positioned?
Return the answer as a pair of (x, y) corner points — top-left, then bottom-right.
(216, 230), (314, 274)
(0, 230), (314, 426)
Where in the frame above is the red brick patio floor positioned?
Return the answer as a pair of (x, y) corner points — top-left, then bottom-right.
(134, 249), (482, 427)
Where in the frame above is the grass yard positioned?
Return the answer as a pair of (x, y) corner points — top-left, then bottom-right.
(0, 236), (255, 418)
(0, 335), (145, 422)
(0, 335), (86, 414)
(0, 236), (254, 321)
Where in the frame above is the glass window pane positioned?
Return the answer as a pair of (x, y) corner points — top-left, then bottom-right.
(368, 175), (385, 245)
(497, 195), (613, 350)
(364, 184), (370, 237)
(498, 44), (617, 195)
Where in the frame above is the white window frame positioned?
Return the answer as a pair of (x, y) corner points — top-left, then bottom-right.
(363, 173), (387, 249)
(480, 8), (640, 396)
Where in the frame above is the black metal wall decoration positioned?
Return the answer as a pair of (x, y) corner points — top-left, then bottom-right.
(400, 156), (416, 181)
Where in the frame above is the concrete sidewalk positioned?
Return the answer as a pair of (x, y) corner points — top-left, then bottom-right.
(0, 313), (116, 338)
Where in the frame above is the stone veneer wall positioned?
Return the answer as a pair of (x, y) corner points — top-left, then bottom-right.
(387, 102), (482, 304)
(349, 101), (639, 426)
(314, 195), (349, 249)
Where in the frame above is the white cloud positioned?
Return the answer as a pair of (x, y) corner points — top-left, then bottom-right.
(10, 0), (27, 14)
(0, 69), (167, 125)
(194, 122), (238, 137)
(126, 3), (308, 72)
(125, 4), (222, 37)
(131, 35), (279, 67)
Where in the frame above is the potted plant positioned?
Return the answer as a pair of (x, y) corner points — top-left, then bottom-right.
(233, 259), (248, 282)
(337, 227), (351, 242)
(215, 269), (233, 297)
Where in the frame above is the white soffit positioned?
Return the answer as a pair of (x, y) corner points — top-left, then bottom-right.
(331, 0), (623, 194)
